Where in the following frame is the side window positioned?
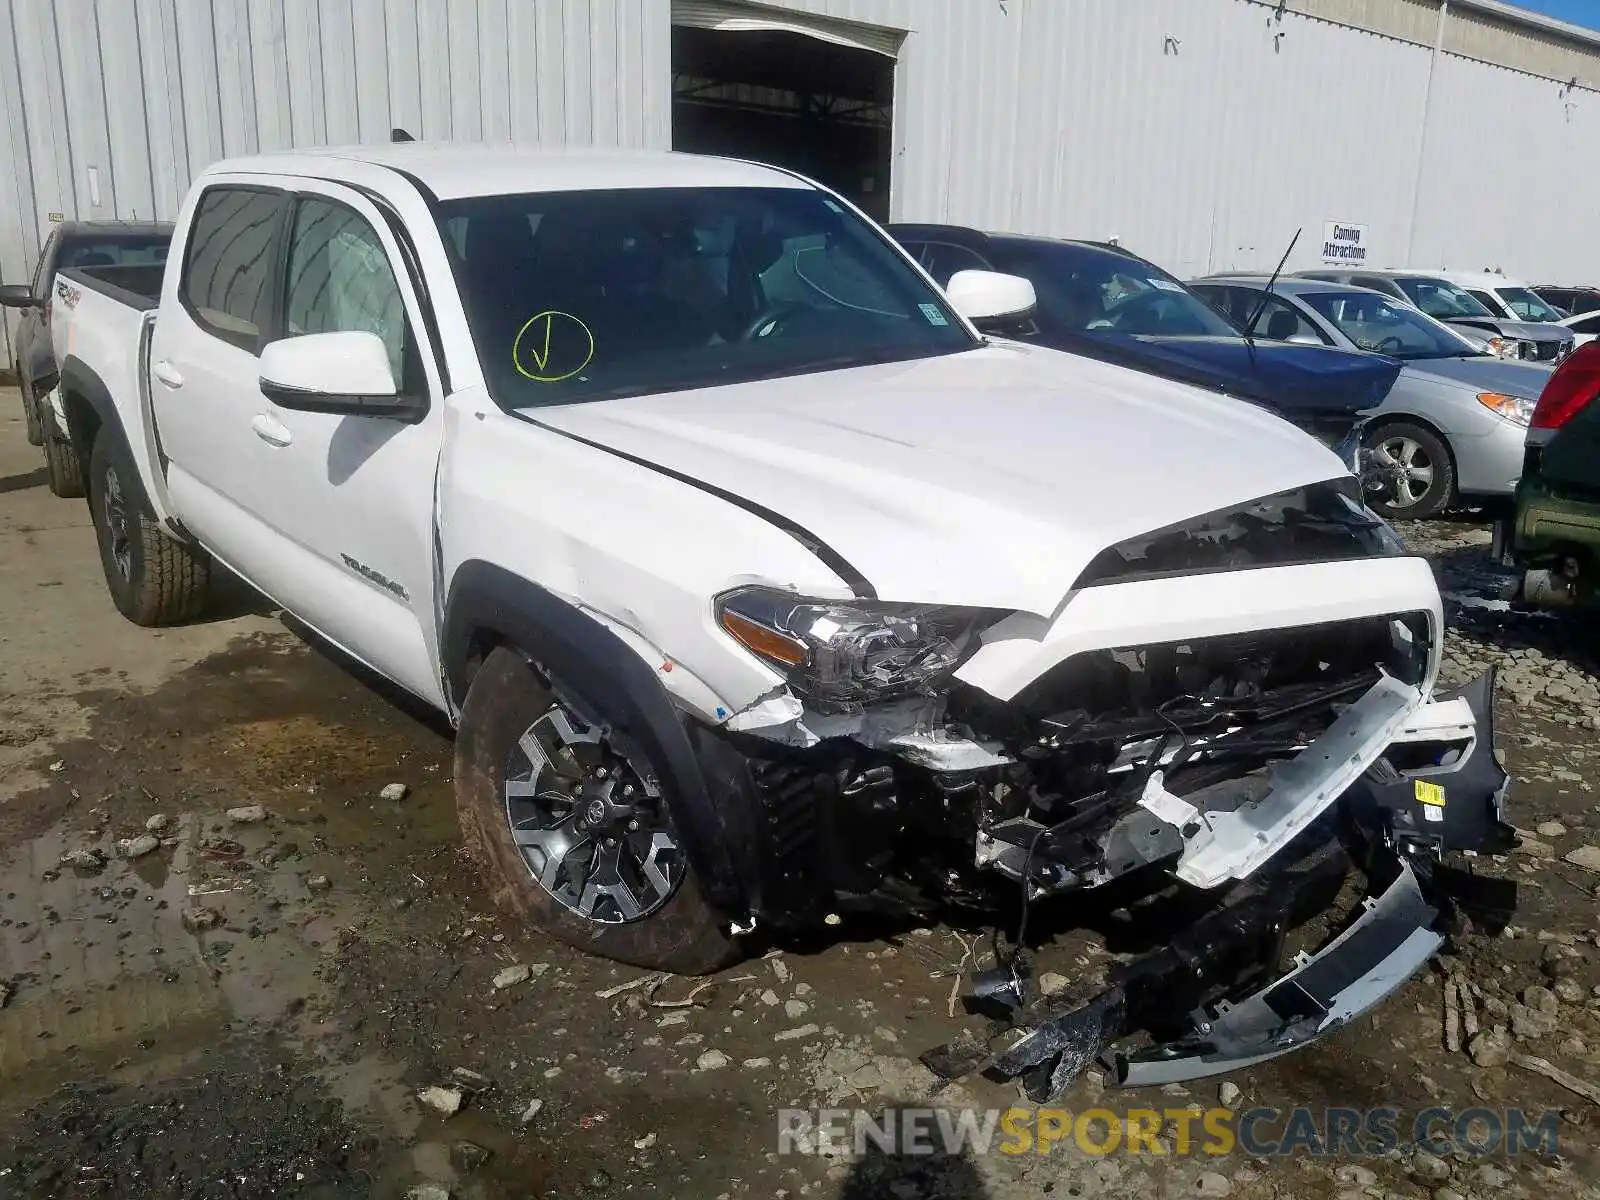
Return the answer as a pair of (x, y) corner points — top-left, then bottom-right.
(1190, 284), (1239, 322)
(181, 187), (287, 352)
(1249, 294), (1329, 343)
(1353, 276), (1399, 299)
(1469, 290), (1507, 318)
(920, 242), (991, 286)
(32, 232), (59, 298)
(1573, 314), (1600, 335)
(282, 197), (410, 384)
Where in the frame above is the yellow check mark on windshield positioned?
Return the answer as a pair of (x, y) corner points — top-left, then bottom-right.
(513, 310), (595, 382)
(526, 314), (554, 373)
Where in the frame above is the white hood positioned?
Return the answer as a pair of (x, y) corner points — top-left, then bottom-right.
(532, 342), (1351, 615)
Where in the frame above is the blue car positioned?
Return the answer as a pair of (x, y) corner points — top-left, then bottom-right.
(887, 224), (1401, 469)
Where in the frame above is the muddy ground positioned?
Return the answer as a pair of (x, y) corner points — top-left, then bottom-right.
(2, 389), (1600, 1199)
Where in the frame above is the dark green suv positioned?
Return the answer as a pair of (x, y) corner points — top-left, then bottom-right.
(1500, 342), (1600, 606)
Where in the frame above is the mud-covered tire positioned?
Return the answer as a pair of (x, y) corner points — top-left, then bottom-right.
(19, 374), (44, 446)
(454, 646), (741, 975)
(88, 431), (211, 625)
(43, 426), (85, 498)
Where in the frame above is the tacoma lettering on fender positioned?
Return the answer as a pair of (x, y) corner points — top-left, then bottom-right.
(47, 144), (1514, 1092)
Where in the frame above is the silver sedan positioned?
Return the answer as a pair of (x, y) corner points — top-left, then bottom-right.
(1190, 275), (1553, 519)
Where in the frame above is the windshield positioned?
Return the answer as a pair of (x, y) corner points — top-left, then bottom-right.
(1396, 278), (1494, 320)
(437, 187), (973, 406)
(991, 242), (1241, 338)
(1496, 286), (1562, 323)
(1299, 291), (1482, 360)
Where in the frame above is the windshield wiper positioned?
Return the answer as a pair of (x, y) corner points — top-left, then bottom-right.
(1242, 228), (1302, 342)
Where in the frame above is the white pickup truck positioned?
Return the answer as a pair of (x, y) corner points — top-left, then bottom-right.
(50, 143), (1514, 1089)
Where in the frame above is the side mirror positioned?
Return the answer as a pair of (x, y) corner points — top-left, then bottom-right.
(258, 330), (421, 420)
(944, 269), (1038, 335)
(0, 284), (42, 309)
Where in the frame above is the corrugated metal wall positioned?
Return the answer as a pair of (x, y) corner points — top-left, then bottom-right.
(0, 0), (672, 366)
(4, 0), (1599, 368)
(862, 0), (1436, 278)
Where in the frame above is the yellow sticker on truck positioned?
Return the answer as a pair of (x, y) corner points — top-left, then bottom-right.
(1415, 778), (1446, 822)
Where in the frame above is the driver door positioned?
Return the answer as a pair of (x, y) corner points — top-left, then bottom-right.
(250, 185), (449, 706)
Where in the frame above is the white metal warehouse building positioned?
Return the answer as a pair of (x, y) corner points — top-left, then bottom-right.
(5, 0), (1600, 369)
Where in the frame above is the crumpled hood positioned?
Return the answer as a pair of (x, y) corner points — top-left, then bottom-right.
(1402, 355), (1554, 397)
(528, 342), (1351, 615)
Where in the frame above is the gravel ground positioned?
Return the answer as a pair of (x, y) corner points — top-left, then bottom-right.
(3, 393), (1600, 1199)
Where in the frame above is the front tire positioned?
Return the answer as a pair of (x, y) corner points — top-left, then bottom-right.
(1362, 420), (1455, 520)
(88, 431), (211, 625)
(454, 646), (740, 975)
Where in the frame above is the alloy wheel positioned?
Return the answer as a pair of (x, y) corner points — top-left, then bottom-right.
(1365, 435), (1436, 510)
(503, 704), (684, 923)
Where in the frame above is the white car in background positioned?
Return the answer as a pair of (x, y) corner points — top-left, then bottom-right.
(1559, 308), (1600, 349)
(1429, 270), (1573, 352)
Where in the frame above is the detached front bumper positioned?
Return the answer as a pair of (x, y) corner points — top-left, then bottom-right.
(1111, 859), (1439, 1085)
(922, 670), (1516, 1096)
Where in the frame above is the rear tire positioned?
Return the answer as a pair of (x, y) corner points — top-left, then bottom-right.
(87, 431), (211, 625)
(455, 646), (741, 975)
(43, 426), (85, 498)
(19, 374), (43, 447)
(1362, 420), (1455, 520)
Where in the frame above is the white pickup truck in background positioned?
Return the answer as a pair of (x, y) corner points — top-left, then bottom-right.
(47, 142), (1515, 1092)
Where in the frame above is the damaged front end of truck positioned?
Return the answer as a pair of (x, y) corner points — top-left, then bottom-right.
(701, 479), (1516, 1093)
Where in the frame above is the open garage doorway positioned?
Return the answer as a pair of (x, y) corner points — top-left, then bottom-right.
(670, 3), (901, 220)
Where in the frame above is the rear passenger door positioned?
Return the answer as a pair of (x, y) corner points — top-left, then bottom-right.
(151, 182), (292, 557)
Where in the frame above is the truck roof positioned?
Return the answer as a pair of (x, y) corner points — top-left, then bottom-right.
(205, 142), (813, 201)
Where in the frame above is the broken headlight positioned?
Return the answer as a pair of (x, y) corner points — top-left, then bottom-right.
(716, 587), (986, 711)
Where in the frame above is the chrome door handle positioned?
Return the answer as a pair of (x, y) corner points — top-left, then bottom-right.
(250, 413), (293, 447)
(152, 360), (184, 389)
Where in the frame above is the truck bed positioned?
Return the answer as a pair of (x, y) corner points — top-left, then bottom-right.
(49, 260), (178, 534)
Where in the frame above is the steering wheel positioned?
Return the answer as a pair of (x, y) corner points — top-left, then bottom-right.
(739, 302), (805, 343)
(1375, 335), (1406, 355)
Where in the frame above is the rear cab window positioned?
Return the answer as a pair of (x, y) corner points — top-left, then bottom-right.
(58, 235), (169, 270)
(179, 186), (289, 353)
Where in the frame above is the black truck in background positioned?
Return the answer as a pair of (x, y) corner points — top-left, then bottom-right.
(1, 221), (173, 496)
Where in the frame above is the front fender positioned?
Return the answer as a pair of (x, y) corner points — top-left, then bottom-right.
(441, 560), (751, 920)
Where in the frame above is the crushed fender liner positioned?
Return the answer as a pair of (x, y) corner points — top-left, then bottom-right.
(920, 669), (1515, 1096)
